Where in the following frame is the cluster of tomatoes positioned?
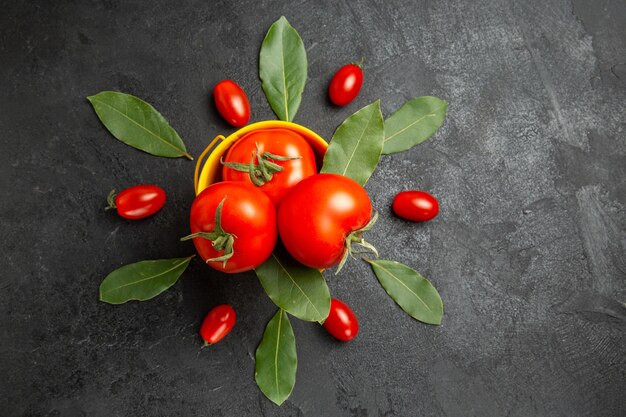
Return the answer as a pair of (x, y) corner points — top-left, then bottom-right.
(195, 65), (370, 344)
(107, 64), (440, 345)
(187, 124), (370, 342)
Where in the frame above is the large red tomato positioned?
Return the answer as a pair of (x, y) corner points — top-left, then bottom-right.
(278, 173), (377, 271)
(184, 182), (277, 273)
(221, 128), (317, 206)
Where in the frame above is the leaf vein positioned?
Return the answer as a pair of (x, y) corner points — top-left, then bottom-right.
(274, 310), (283, 395)
(272, 254), (322, 318)
(340, 110), (376, 177)
(101, 258), (189, 295)
(384, 102), (447, 144)
(375, 263), (433, 313)
(280, 30), (289, 121)
(92, 97), (187, 156)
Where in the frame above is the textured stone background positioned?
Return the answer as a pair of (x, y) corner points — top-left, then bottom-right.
(1, 0), (625, 416)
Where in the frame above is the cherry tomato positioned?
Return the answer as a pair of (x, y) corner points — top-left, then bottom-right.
(200, 304), (236, 345)
(185, 182), (277, 273)
(106, 185), (166, 220)
(221, 128), (317, 206)
(323, 298), (359, 341)
(392, 190), (439, 222)
(278, 173), (376, 270)
(213, 80), (250, 127)
(328, 63), (363, 106)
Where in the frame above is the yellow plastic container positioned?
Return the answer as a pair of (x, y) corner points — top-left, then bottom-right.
(194, 120), (329, 195)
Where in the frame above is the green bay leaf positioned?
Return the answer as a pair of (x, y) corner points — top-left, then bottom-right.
(255, 309), (297, 406)
(99, 256), (194, 304)
(366, 259), (443, 325)
(87, 91), (192, 159)
(383, 96), (448, 155)
(320, 100), (384, 186)
(259, 16), (307, 122)
(255, 248), (330, 323)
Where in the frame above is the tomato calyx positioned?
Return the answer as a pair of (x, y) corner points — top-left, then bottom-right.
(352, 57), (365, 68)
(336, 211), (379, 274)
(105, 189), (117, 211)
(221, 143), (301, 187)
(181, 197), (236, 266)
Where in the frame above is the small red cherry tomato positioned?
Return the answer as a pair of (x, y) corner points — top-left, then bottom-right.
(392, 190), (439, 222)
(328, 63), (363, 106)
(107, 185), (166, 220)
(200, 304), (236, 345)
(323, 298), (359, 342)
(213, 80), (251, 127)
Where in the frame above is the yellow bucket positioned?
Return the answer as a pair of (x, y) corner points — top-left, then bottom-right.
(194, 120), (329, 195)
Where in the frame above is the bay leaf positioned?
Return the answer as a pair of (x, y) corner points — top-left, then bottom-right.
(383, 96), (448, 155)
(99, 256), (194, 304)
(255, 309), (297, 405)
(255, 248), (330, 323)
(366, 259), (443, 325)
(320, 100), (384, 186)
(259, 16), (307, 122)
(87, 91), (192, 160)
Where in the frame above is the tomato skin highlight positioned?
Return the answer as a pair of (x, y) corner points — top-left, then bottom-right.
(278, 174), (372, 269)
(113, 185), (166, 220)
(222, 128), (317, 206)
(213, 80), (251, 127)
(392, 190), (439, 222)
(328, 64), (363, 106)
(200, 304), (236, 345)
(188, 182), (277, 273)
(323, 298), (358, 341)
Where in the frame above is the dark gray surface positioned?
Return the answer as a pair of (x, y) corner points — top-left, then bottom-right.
(1, 0), (625, 416)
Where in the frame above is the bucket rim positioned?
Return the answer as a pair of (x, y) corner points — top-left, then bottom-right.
(195, 120), (328, 195)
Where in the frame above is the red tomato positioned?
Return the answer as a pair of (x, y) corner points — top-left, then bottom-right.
(323, 298), (358, 341)
(107, 185), (166, 220)
(213, 80), (250, 127)
(392, 190), (439, 222)
(200, 304), (236, 345)
(328, 64), (363, 106)
(221, 128), (317, 206)
(278, 173), (376, 270)
(185, 182), (277, 273)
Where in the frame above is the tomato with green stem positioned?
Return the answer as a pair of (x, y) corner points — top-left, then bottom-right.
(221, 128), (317, 206)
(278, 173), (378, 272)
(182, 182), (277, 273)
(106, 185), (166, 220)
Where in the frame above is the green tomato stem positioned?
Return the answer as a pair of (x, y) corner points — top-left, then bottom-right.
(220, 144), (301, 187)
(180, 197), (236, 267)
(335, 211), (379, 274)
(105, 189), (117, 211)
